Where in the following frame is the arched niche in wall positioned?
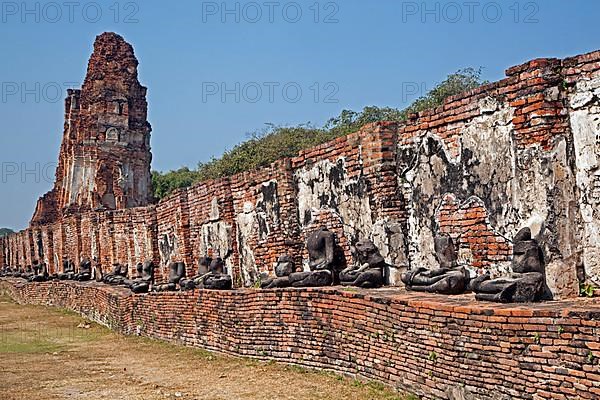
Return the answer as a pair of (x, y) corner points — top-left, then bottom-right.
(106, 127), (120, 142)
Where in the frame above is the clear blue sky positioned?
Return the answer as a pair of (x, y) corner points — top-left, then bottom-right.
(1, 0), (599, 230)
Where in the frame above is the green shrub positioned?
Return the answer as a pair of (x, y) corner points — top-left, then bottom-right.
(152, 68), (486, 199)
(0, 228), (14, 238)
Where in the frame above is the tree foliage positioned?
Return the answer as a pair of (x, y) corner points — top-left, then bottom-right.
(0, 228), (14, 237)
(152, 68), (486, 199)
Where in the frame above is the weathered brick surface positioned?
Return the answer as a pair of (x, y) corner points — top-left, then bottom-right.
(231, 159), (302, 286)
(187, 178), (238, 282)
(2, 278), (598, 400)
(3, 40), (600, 300)
(156, 189), (192, 282)
(437, 194), (512, 272)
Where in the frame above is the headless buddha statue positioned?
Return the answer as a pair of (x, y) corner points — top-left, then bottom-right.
(261, 255), (297, 289)
(153, 262), (186, 292)
(179, 257), (212, 291)
(401, 235), (469, 295)
(339, 239), (386, 288)
(289, 227), (342, 288)
(129, 261), (155, 294)
(471, 227), (546, 303)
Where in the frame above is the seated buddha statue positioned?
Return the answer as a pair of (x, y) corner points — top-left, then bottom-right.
(73, 258), (92, 281)
(289, 227), (343, 288)
(471, 227), (546, 303)
(179, 257), (212, 291)
(401, 235), (469, 295)
(30, 263), (49, 282)
(201, 258), (233, 290)
(153, 262), (186, 292)
(58, 260), (76, 280)
(261, 255), (297, 289)
(129, 261), (155, 294)
(339, 239), (386, 288)
(103, 263), (129, 285)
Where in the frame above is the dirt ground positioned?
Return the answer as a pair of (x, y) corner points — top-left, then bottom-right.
(0, 296), (411, 400)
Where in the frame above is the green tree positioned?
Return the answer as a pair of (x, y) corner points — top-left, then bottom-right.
(0, 228), (15, 237)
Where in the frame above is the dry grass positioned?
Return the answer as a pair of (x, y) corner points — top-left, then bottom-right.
(0, 296), (412, 400)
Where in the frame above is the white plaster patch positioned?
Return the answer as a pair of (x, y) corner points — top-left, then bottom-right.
(199, 220), (233, 270)
(295, 158), (373, 242)
(569, 74), (600, 282)
(234, 181), (280, 286)
(235, 208), (258, 286)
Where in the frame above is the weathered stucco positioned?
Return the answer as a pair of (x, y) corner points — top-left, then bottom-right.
(235, 181), (282, 286)
(200, 198), (234, 272)
(296, 158), (373, 243)
(398, 98), (580, 298)
(569, 70), (600, 286)
(295, 156), (407, 284)
(399, 103), (516, 275)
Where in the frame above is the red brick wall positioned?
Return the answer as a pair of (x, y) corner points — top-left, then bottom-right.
(437, 194), (512, 273)
(62, 215), (82, 267)
(156, 190), (191, 282)
(129, 206), (159, 269)
(4, 50), (600, 297)
(398, 58), (569, 152)
(51, 222), (65, 270)
(187, 178), (237, 279)
(231, 159), (301, 285)
(291, 123), (406, 266)
(79, 212), (97, 262)
(3, 279), (599, 400)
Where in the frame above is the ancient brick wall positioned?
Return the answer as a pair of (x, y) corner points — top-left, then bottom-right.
(156, 189), (191, 282)
(62, 215), (82, 267)
(3, 279), (599, 400)
(397, 56), (582, 298)
(231, 159), (301, 286)
(79, 211), (99, 264)
(4, 37), (600, 298)
(96, 211), (114, 270)
(187, 178), (237, 282)
(291, 122), (408, 284)
(129, 206), (159, 271)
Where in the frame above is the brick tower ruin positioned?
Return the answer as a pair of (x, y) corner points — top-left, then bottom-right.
(31, 32), (153, 225)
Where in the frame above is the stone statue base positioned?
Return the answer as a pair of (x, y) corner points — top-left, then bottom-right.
(289, 270), (333, 288)
(471, 272), (544, 303)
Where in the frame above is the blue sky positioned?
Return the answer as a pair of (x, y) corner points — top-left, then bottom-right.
(1, 0), (599, 230)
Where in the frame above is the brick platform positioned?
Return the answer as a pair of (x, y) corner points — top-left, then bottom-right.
(1, 278), (598, 400)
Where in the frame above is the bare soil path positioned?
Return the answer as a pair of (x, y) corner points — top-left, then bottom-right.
(0, 296), (410, 400)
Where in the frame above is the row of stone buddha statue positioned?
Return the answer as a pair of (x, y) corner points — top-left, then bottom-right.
(256, 226), (547, 303)
(0, 225), (548, 303)
(259, 227), (386, 289)
(1, 259), (92, 282)
(400, 227), (547, 303)
(99, 257), (233, 293)
(0, 255), (234, 294)
(98, 261), (155, 293)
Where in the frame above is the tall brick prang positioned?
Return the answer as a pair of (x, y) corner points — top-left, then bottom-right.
(31, 32), (152, 226)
